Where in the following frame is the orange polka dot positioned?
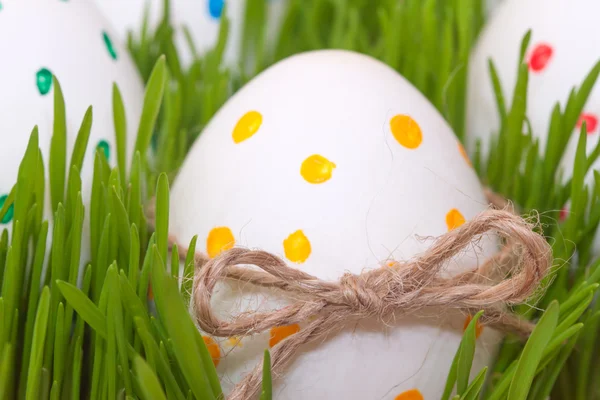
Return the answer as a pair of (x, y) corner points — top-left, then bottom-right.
(390, 115), (422, 149)
(269, 324), (300, 348)
(395, 389), (424, 400)
(202, 336), (221, 367)
(300, 154), (336, 184)
(458, 143), (472, 167)
(206, 227), (235, 258)
(232, 111), (262, 143)
(283, 230), (312, 263)
(446, 209), (465, 231)
(463, 315), (484, 339)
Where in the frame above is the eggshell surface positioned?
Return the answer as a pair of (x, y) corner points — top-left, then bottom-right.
(0, 0), (144, 262)
(169, 50), (500, 399)
(467, 0), (600, 247)
(94, 0), (287, 68)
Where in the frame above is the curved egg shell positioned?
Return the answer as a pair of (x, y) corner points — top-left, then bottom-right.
(169, 49), (500, 399)
(94, 0), (287, 69)
(466, 0), (600, 248)
(0, 0), (144, 266)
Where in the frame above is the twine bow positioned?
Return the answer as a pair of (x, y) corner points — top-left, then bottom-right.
(184, 209), (551, 400)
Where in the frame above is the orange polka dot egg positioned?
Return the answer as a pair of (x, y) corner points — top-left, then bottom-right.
(467, 0), (600, 249)
(0, 0), (144, 262)
(169, 50), (501, 399)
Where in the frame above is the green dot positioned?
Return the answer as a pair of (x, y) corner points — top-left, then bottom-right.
(97, 140), (110, 160)
(0, 194), (14, 224)
(36, 68), (53, 95)
(102, 31), (117, 60)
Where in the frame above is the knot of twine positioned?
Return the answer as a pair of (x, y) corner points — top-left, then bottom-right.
(183, 208), (551, 400)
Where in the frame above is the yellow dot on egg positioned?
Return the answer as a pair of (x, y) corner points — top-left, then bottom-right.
(300, 154), (336, 184)
(446, 208), (466, 231)
(227, 336), (243, 348)
(202, 336), (221, 367)
(206, 227), (235, 258)
(232, 110), (263, 143)
(390, 115), (422, 149)
(394, 389), (424, 400)
(269, 324), (301, 348)
(463, 315), (484, 339)
(283, 230), (312, 263)
(458, 143), (472, 167)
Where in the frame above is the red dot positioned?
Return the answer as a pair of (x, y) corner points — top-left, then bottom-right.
(529, 44), (553, 72)
(577, 113), (598, 134)
(560, 207), (568, 222)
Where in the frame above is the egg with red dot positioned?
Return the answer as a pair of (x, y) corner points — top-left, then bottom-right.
(466, 0), (600, 253)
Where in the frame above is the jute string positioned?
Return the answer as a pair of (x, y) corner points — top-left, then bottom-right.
(147, 190), (551, 400)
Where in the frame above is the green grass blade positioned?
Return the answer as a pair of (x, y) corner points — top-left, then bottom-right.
(151, 247), (217, 400)
(457, 311), (483, 394)
(112, 83), (128, 183)
(260, 350), (272, 400)
(56, 280), (107, 339)
(50, 76), (67, 213)
(134, 356), (167, 400)
(133, 56), (167, 170)
(25, 286), (51, 400)
(460, 367), (487, 400)
(507, 301), (559, 400)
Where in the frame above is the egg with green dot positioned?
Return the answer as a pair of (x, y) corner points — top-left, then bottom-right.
(93, 0), (287, 69)
(0, 0), (144, 267)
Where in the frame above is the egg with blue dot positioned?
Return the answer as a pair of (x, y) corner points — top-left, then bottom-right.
(0, 0), (144, 260)
(93, 0), (287, 69)
(168, 50), (503, 399)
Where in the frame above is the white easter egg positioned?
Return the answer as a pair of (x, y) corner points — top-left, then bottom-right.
(169, 50), (501, 399)
(94, 0), (287, 69)
(485, 0), (505, 17)
(466, 0), (600, 245)
(0, 0), (144, 262)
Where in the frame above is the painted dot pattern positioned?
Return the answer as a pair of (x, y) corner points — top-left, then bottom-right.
(36, 68), (53, 95)
(233, 111), (262, 143)
(300, 154), (336, 184)
(214, 108), (479, 377)
(269, 324), (301, 348)
(529, 43), (553, 72)
(202, 336), (221, 367)
(206, 227), (235, 258)
(463, 315), (484, 339)
(102, 31), (117, 60)
(394, 389), (424, 400)
(0, 194), (14, 224)
(208, 0), (225, 19)
(446, 208), (466, 231)
(577, 113), (598, 134)
(283, 230), (311, 263)
(390, 114), (422, 149)
(96, 140), (110, 160)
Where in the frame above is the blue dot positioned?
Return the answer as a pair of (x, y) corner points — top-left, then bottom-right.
(0, 194), (14, 224)
(208, 0), (224, 19)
